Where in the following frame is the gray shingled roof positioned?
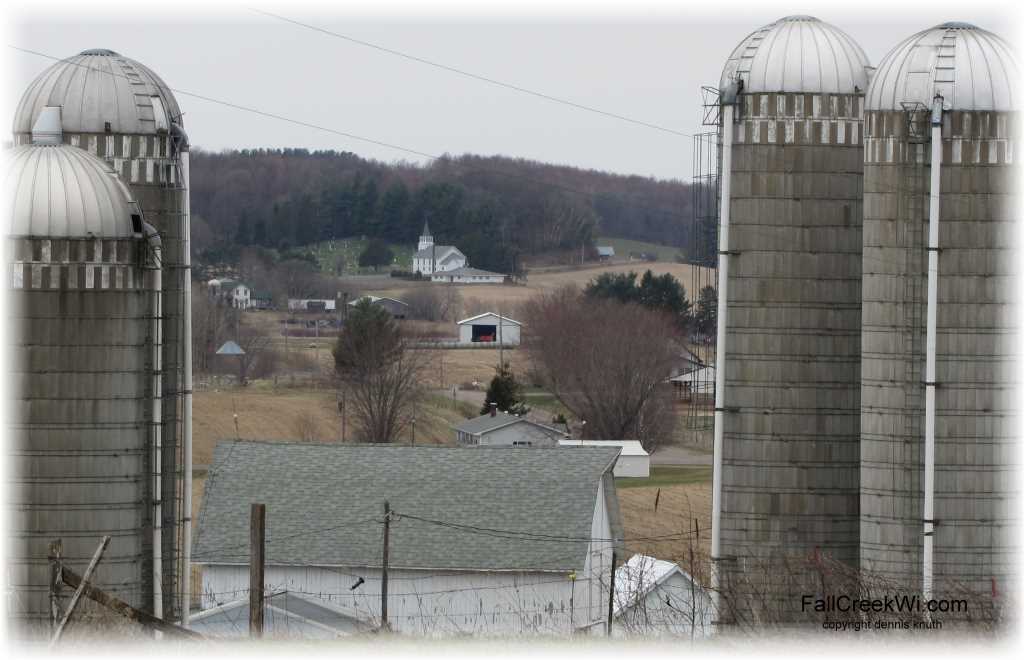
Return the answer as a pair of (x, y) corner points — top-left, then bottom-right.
(193, 442), (622, 573)
(413, 245), (461, 260)
(453, 411), (562, 437)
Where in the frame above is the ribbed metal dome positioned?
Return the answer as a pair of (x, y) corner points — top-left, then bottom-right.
(12, 50), (182, 136)
(720, 15), (872, 94)
(865, 23), (1018, 111)
(5, 144), (139, 238)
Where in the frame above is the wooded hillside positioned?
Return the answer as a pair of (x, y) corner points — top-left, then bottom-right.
(190, 149), (713, 272)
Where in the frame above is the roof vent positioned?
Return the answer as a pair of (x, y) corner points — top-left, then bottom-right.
(78, 48), (120, 56)
(938, 21), (978, 29)
(31, 106), (63, 145)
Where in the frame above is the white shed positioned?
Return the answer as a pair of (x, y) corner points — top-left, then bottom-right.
(559, 440), (650, 478)
(457, 312), (521, 346)
(609, 554), (712, 638)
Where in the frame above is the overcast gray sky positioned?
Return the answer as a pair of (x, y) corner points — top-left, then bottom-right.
(2, 0), (1018, 181)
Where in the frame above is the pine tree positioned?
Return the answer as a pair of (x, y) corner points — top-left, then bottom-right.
(480, 362), (529, 416)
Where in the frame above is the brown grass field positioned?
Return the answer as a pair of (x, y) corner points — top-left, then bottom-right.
(618, 481), (712, 582)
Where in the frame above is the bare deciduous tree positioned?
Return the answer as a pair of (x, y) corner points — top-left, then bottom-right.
(333, 300), (430, 443)
(401, 285), (463, 322)
(522, 285), (679, 450)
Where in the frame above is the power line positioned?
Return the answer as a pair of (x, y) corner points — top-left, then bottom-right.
(249, 8), (695, 139)
(8, 45), (697, 227)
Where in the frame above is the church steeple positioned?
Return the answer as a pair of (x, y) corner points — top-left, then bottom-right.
(418, 220), (434, 251)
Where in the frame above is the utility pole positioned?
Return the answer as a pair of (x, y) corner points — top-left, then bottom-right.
(606, 550), (617, 637)
(48, 539), (63, 634)
(249, 503), (266, 638)
(381, 501), (390, 632)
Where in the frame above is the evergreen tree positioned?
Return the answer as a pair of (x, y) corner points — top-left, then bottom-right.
(694, 285), (717, 336)
(480, 362), (529, 416)
(358, 238), (394, 271)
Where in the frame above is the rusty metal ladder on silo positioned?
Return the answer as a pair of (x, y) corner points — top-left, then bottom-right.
(900, 104), (929, 465)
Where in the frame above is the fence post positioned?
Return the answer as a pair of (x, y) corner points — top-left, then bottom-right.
(249, 503), (266, 638)
(607, 550), (617, 637)
(48, 539), (63, 633)
(381, 500), (390, 632)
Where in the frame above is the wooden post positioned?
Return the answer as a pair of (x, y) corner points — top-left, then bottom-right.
(249, 503), (266, 638)
(60, 567), (203, 640)
(381, 500), (390, 632)
(606, 550), (617, 637)
(48, 539), (63, 633)
(51, 536), (110, 646)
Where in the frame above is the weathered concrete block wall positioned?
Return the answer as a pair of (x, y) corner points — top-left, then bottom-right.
(720, 92), (864, 616)
(15, 130), (189, 617)
(6, 238), (151, 636)
(861, 110), (1019, 596)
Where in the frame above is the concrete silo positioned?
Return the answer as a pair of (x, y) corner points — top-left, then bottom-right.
(5, 110), (165, 636)
(860, 23), (1019, 601)
(12, 49), (194, 621)
(710, 16), (871, 620)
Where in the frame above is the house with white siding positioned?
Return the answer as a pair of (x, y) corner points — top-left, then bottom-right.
(193, 441), (623, 637)
(454, 407), (567, 447)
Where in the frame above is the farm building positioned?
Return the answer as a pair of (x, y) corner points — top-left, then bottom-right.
(288, 298), (337, 312)
(250, 290), (274, 310)
(606, 555), (712, 638)
(192, 442), (624, 637)
(454, 408), (567, 447)
(432, 267), (507, 284)
(189, 591), (369, 639)
(457, 312), (521, 345)
(412, 222), (466, 275)
(668, 366), (715, 401)
(209, 279), (252, 309)
(558, 440), (650, 478)
(348, 295), (409, 319)
(596, 246), (615, 261)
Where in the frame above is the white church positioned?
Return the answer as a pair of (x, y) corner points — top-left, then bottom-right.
(412, 221), (466, 276)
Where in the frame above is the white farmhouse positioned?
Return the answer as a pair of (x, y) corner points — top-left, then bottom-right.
(559, 440), (650, 478)
(209, 279), (252, 309)
(457, 312), (521, 346)
(454, 407), (567, 447)
(193, 441), (624, 637)
(412, 222), (466, 275)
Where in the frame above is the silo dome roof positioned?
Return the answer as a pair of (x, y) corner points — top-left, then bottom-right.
(865, 23), (1018, 111)
(12, 49), (182, 136)
(720, 15), (872, 94)
(5, 144), (140, 238)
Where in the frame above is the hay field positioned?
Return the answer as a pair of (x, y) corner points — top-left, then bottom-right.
(361, 261), (714, 310)
(618, 480), (712, 584)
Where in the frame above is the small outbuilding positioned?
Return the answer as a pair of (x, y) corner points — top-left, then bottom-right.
(189, 591), (369, 639)
(457, 312), (521, 346)
(288, 298), (337, 312)
(559, 440), (650, 478)
(596, 246), (615, 261)
(609, 554), (712, 638)
(348, 295), (409, 319)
